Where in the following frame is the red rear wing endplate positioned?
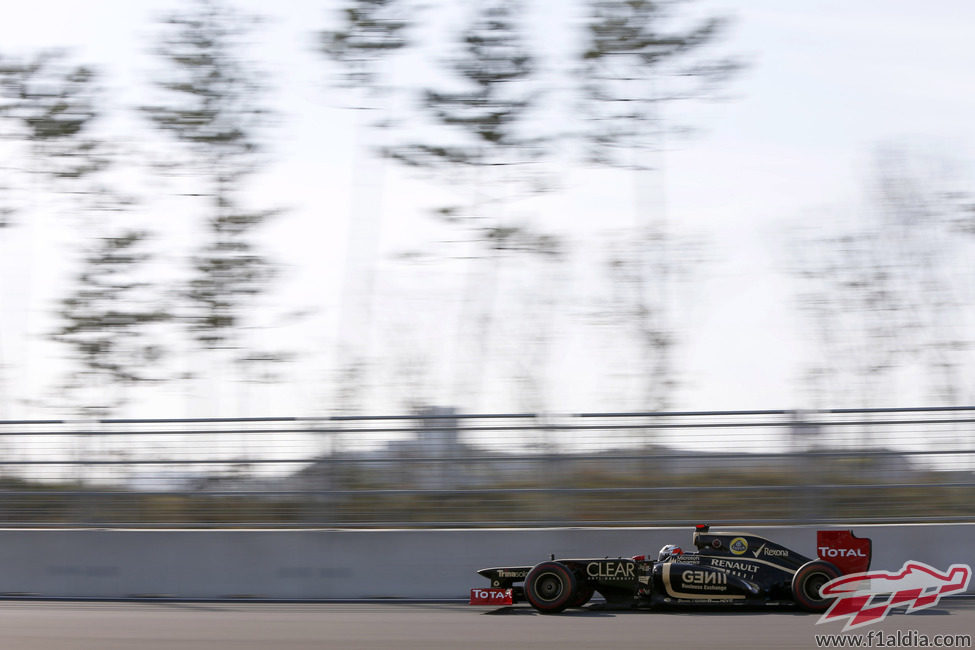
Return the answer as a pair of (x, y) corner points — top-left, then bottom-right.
(817, 529), (872, 575)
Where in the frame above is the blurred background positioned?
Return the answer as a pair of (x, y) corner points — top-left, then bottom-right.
(0, 0), (973, 527)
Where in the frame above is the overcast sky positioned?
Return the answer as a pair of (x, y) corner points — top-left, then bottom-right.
(1, 0), (974, 419)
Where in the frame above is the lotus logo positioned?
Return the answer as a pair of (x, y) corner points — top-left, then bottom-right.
(817, 561), (972, 631)
(729, 537), (748, 555)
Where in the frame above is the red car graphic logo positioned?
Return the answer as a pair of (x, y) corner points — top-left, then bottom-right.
(817, 561), (972, 631)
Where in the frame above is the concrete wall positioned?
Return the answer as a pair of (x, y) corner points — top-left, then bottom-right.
(0, 524), (972, 599)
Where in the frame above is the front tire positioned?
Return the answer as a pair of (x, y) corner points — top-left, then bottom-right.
(792, 560), (842, 612)
(525, 562), (577, 614)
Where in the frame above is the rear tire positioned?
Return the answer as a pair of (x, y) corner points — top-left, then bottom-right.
(525, 562), (577, 614)
(792, 560), (842, 612)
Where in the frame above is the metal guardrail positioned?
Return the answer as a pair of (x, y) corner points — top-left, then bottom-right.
(0, 407), (972, 527)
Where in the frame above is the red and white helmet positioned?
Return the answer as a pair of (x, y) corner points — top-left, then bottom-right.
(657, 544), (683, 562)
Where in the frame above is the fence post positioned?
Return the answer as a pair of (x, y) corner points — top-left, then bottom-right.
(790, 409), (823, 523)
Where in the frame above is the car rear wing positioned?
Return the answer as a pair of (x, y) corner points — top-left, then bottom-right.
(817, 529), (872, 575)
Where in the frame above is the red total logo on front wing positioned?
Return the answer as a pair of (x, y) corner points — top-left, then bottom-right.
(470, 588), (513, 606)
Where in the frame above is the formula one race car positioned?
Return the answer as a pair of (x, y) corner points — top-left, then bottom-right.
(470, 525), (871, 614)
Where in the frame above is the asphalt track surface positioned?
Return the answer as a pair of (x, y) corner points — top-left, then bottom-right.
(0, 599), (973, 650)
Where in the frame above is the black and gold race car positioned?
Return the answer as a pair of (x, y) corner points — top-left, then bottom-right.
(470, 525), (871, 613)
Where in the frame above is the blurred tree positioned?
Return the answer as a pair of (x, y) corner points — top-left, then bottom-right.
(319, 0), (414, 412)
(142, 0), (283, 387)
(321, 0), (411, 96)
(578, 0), (742, 409)
(383, 0), (561, 407)
(0, 52), (167, 416)
(579, 0), (741, 167)
(0, 53), (101, 179)
(0, 57), (28, 230)
(54, 229), (169, 416)
(386, 0), (547, 210)
(0, 56), (21, 414)
(792, 147), (973, 408)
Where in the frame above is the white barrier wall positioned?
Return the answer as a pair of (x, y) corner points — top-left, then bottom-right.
(0, 524), (972, 599)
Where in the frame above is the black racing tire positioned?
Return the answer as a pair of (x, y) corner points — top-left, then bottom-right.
(525, 562), (577, 614)
(569, 584), (595, 608)
(792, 560), (842, 612)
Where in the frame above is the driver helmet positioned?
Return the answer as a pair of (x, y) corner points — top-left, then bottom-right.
(657, 544), (683, 562)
